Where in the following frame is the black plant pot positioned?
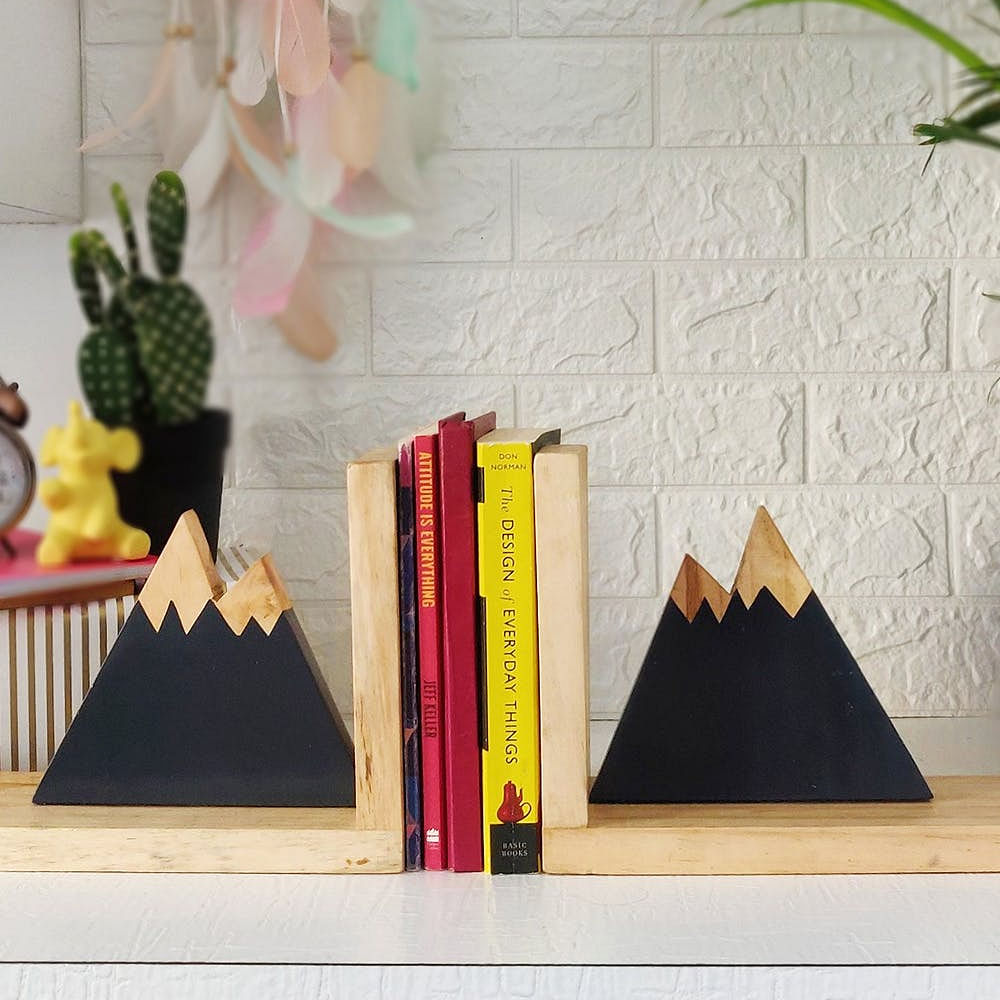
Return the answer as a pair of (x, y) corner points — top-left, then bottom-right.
(114, 409), (230, 559)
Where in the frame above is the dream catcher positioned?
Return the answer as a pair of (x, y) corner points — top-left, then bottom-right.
(80, 0), (437, 361)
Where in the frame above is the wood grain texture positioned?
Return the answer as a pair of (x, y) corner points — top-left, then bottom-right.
(669, 554), (729, 623)
(137, 511), (224, 633)
(536, 445), (590, 832)
(544, 776), (1000, 874)
(215, 555), (292, 636)
(732, 506), (812, 617)
(347, 450), (404, 837)
(0, 774), (398, 873)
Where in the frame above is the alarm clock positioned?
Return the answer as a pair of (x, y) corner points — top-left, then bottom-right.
(0, 378), (35, 555)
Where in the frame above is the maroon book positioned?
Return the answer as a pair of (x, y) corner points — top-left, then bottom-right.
(413, 413), (464, 870)
(438, 411), (496, 871)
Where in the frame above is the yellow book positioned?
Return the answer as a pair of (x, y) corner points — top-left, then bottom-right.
(477, 427), (560, 874)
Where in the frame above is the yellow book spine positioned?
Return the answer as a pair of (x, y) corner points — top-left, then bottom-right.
(477, 440), (542, 874)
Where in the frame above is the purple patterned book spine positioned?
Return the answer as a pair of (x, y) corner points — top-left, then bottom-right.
(397, 441), (423, 870)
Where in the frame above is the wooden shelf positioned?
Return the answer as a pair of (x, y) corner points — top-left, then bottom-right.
(0, 772), (398, 873)
(544, 775), (1000, 875)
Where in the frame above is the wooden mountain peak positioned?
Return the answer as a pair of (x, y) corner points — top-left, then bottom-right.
(216, 555), (293, 636)
(138, 511), (226, 632)
(669, 554), (729, 623)
(731, 507), (812, 617)
(138, 512), (294, 636)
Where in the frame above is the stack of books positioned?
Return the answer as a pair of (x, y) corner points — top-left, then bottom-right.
(367, 414), (562, 874)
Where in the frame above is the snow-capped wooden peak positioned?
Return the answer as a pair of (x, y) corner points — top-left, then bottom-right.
(731, 506), (813, 617)
(138, 510), (226, 633)
(137, 511), (293, 636)
(669, 554), (730, 623)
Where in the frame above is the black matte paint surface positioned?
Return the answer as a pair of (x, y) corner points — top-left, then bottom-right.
(589, 589), (931, 804)
(34, 603), (355, 807)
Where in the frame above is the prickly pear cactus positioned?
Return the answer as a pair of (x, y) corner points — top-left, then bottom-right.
(133, 283), (214, 425)
(70, 171), (213, 428)
(147, 171), (187, 279)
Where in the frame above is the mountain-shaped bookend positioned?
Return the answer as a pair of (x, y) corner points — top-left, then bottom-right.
(34, 511), (355, 807)
(589, 507), (931, 805)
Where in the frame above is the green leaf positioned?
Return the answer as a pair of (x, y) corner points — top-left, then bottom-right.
(913, 120), (1000, 151)
(727, 0), (992, 78)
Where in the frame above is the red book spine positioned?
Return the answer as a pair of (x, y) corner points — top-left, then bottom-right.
(439, 412), (496, 872)
(414, 431), (447, 869)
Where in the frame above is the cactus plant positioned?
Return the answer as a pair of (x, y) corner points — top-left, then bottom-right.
(71, 171), (214, 427)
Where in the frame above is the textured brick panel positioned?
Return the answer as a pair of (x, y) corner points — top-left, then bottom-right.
(951, 489), (1000, 597)
(234, 378), (514, 489)
(657, 489), (949, 597)
(954, 264), (1000, 371)
(660, 37), (938, 146)
(811, 378), (1000, 484)
(295, 600), (354, 720)
(589, 597), (664, 717)
(810, 147), (1000, 259)
(519, 0), (799, 36)
(824, 598), (1000, 717)
(519, 151), (804, 260)
(84, 0), (215, 42)
(219, 490), (350, 601)
(659, 265), (947, 372)
(589, 490), (658, 598)
(373, 268), (653, 374)
(520, 377), (804, 485)
(425, 0), (512, 36)
(321, 153), (513, 263)
(443, 42), (651, 148)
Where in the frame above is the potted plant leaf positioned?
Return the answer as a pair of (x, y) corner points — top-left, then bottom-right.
(70, 171), (229, 557)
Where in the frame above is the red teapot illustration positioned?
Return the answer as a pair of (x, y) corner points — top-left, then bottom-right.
(496, 781), (532, 824)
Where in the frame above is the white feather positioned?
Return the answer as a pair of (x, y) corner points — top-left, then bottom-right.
(180, 90), (232, 209)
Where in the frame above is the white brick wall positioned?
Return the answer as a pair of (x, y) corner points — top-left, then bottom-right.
(65, 0), (1000, 723)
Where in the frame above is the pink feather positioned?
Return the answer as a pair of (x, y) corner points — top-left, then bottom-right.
(293, 72), (345, 207)
(276, 259), (339, 361)
(233, 201), (313, 317)
(277, 0), (331, 97)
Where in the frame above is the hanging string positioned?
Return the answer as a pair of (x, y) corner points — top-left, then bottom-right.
(274, 1), (293, 151)
(214, 0), (230, 65)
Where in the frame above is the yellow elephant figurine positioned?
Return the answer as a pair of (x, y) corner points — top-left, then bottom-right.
(37, 401), (151, 566)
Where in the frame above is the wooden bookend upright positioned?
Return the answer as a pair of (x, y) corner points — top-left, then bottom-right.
(536, 452), (1000, 875)
(0, 462), (405, 873)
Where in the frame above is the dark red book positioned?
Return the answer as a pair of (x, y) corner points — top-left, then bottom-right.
(413, 414), (464, 870)
(438, 411), (496, 872)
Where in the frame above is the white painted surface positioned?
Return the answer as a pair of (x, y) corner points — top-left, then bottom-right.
(2, 966), (1000, 999)
(2, 869), (1000, 966)
(0, 1), (81, 221)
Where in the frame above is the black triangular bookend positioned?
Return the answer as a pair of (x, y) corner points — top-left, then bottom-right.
(590, 509), (931, 805)
(34, 513), (355, 807)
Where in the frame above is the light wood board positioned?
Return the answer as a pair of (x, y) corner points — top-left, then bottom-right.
(0, 773), (399, 873)
(543, 776), (1000, 874)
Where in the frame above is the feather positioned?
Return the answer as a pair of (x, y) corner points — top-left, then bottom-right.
(328, 57), (385, 171)
(230, 0), (274, 106)
(276, 258), (340, 360)
(180, 88), (232, 209)
(293, 73), (345, 206)
(80, 37), (178, 152)
(226, 101), (413, 238)
(374, 0), (419, 93)
(330, 0), (369, 15)
(277, 0), (331, 97)
(159, 36), (215, 165)
(229, 97), (282, 179)
(233, 201), (313, 317)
